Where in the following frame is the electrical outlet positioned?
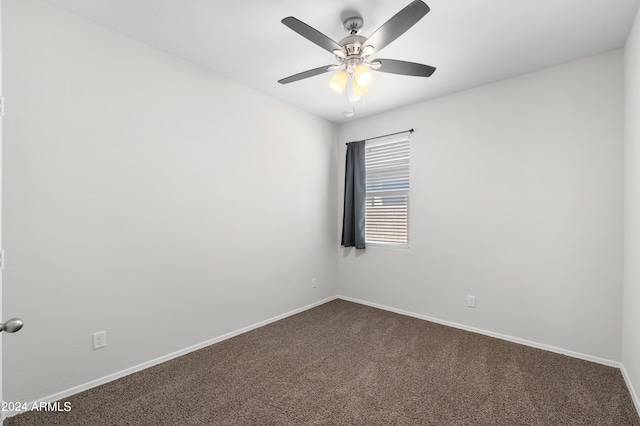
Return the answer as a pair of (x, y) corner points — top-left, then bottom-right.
(93, 331), (107, 350)
(467, 295), (476, 308)
(311, 278), (317, 288)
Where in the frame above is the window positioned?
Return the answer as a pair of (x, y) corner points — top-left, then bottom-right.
(365, 132), (410, 247)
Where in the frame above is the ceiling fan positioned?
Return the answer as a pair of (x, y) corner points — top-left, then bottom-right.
(278, 0), (436, 102)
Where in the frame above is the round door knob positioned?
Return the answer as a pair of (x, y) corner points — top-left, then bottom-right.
(1, 318), (23, 333)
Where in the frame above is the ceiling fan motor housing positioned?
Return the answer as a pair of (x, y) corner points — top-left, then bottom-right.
(339, 34), (367, 57)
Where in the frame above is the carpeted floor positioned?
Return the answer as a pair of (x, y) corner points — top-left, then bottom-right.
(6, 299), (640, 425)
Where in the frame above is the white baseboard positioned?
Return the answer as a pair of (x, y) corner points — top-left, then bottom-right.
(621, 364), (640, 417)
(4, 296), (338, 419)
(337, 295), (621, 368)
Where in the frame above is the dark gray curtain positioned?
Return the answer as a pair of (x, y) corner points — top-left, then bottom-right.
(341, 141), (366, 249)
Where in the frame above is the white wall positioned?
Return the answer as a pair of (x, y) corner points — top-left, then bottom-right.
(338, 50), (624, 362)
(624, 6), (640, 411)
(2, 0), (338, 403)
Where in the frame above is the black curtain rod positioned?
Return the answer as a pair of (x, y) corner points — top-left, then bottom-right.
(346, 129), (414, 145)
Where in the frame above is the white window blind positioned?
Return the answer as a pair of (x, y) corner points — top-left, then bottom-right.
(365, 132), (410, 247)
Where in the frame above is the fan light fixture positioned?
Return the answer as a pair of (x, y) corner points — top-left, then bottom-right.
(330, 71), (348, 93)
(353, 82), (370, 96)
(329, 66), (372, 97)
(354, 65), (373, 87)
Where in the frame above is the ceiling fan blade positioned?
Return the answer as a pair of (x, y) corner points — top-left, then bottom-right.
(364, 0), (430, 53)
(281, 17), (344, 54)
(278, 65), (334, 84)
(375, 59), (436, 77)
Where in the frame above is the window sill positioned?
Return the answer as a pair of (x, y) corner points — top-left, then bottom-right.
(365, 242), (409, 250)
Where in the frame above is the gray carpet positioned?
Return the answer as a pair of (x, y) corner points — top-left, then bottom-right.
(6, 299), (640, 425)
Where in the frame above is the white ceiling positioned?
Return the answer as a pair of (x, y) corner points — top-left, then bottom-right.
(40, 0), (640, 124)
